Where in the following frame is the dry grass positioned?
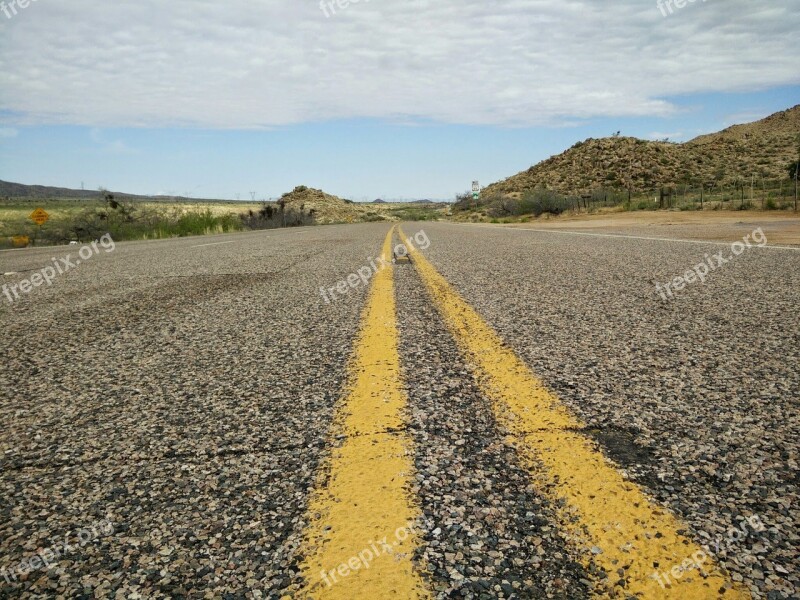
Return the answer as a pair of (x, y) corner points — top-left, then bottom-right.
(0, 199), (257, 246)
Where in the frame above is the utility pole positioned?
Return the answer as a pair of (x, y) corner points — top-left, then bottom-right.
(250, 191), (256, 201)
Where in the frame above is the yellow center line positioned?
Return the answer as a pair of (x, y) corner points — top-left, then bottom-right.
(298, 227), (431, 600)
(399, 227), (748, 599)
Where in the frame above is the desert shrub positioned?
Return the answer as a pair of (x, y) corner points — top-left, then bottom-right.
(639, 200), (655, 210)
(518, 189), (571, 216)
(175, 209), (240, 236)
(787, 160), (799, 180)
(68, 204), (243, 242)
(622, 199), (655, 212)
(386, 205), (440, 221)
(486, 197), (520, 217)
(240, 203), (314, 229)
(452, 192), (475, 212)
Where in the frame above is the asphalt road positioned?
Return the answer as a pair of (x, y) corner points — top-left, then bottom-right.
(1, 223), (797, 599)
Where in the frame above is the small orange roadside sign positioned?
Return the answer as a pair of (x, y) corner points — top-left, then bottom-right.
(29, 208), (49, 226)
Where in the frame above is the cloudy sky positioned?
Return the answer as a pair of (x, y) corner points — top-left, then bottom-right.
(0, 0), (798, 199)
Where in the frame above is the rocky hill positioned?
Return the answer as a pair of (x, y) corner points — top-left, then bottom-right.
(278, 186), (361, 224)
(484, 105), (800, 198)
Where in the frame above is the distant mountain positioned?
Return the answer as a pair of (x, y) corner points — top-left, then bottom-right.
(0, 181), (217, 202)
(0, 181), (106, 199)
(483, 105), (800, 198)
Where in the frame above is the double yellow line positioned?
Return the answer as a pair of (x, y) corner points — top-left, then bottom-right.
(298, 229), (429, 600)
(298, 226), (747, 599)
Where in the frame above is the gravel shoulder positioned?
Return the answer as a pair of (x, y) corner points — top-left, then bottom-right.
(497, 210), (800, 246)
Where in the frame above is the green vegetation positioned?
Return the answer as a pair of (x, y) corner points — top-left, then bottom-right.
(240, 199), (315, 229)
(0, 195), (312, 249)
(518, 189), (574, 216)
(385, 204), (443, 221)
(453, 175), (799, 223)
(789, 160), (799, 181)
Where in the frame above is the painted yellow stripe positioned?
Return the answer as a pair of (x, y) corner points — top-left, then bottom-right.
(400, 227), (747, 599)
(299, 227), (430, 600)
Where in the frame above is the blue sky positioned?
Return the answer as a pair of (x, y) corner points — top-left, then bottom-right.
(0, 1), (798, 201)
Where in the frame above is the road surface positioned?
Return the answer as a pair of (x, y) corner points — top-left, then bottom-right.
(1, 223), (798, 599)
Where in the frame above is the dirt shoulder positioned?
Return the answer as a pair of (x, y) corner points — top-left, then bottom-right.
(496, 210), (800, 246)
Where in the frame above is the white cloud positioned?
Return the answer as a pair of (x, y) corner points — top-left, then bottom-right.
(0, 127), (18, 138)
(0, 0), (797, 128)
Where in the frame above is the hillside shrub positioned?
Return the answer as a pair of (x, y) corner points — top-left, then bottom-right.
(241, 203), (314, 229)
(486, 196), (520, 217)
(519, 189), (571, 216)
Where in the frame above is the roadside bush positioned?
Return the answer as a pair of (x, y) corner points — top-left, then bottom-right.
(175, 209), (240, 236)
(69, 203), (243, 241)
(622, 199), (655, 211)
(486, 196), (520, 217)
(453, 192), (475, 212)
(240, 203), (314, 229)
(519, 189), (571, 216)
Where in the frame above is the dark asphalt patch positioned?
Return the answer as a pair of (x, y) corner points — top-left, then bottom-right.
(581, 426), (662, 492)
